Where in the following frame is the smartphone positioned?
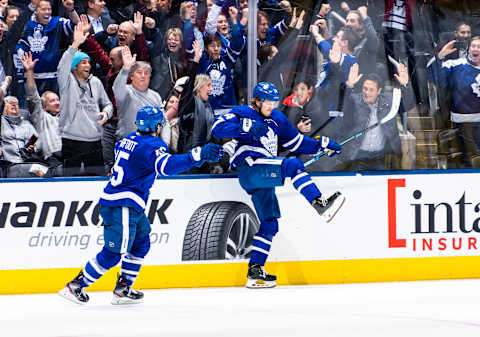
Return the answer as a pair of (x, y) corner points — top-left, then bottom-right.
(24, 135), (38, 148)
(300, 115), (310, 122)
(454, 40), (467, 50)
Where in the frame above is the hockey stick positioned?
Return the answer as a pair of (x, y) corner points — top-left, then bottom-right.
(304, 87), (402, 167)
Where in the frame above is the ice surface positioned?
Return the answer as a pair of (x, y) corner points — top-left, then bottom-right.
(1, 279), (480, 337)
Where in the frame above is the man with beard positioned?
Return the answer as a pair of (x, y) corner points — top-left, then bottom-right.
(344, 6), (378, 76)
(427, 36), (480, 168)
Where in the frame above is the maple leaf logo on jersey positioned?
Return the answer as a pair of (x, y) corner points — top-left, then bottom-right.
(471, 74), (480, 98)
(260, 127), (278, 156)
(28, 28), (48, 53)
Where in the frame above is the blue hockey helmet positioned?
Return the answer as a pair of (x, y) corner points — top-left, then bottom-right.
(136, 106), (165, 133)
(253, 82), (280, 102)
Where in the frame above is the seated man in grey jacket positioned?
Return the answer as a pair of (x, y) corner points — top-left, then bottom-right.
(0, 95), (38, 177)
(57, 22), (113, 176)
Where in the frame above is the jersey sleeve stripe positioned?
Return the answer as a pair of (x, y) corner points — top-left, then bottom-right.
(282, 133), (301, 147)
(284, 134), (304, 152)
(155, 153), (170, 176)
(159, 154), (172, 176)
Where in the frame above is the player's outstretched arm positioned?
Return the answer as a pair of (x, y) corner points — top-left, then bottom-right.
(155, 144), (224, 176)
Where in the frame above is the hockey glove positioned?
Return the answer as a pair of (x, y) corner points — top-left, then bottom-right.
(319, 136), (342, 157)
(241, 118), (268, 139)
(190, 144), (224, 162)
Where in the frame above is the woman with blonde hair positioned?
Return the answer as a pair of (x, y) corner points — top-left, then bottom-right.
(178, 41), (223, 173)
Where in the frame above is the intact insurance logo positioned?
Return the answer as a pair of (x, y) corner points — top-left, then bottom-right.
(388, 178), (480, 252)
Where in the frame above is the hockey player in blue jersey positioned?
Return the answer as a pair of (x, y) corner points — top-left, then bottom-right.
(211, 82), (345, 288)
(59, 106), (224, 304)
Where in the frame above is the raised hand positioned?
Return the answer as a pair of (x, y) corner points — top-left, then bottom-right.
(62, 0), (74, 12)
(80, 14), (92, 33)
(21, 51), (39, 72)
(228, 6), (238, 24)
(279, 0), (292, 13)
(358, 6), (368, 19)
(394, 63), (409, 87)
(346, 63), (362, 88)
(192, 40), (202, 62)
(340, 1), (350, 12)
(438, 40), (457, 59)
(72, 22), (89, 48)
(295, 10), (305, 30)
(121, 46), (136, 71)
(1, 76), (12, 92)
(106, 24), (119, 35)
(329, 41), (342, 64)
(132, 11), (143, 35)
(318, 3), (331, 17)
(289, 7), (298, 28)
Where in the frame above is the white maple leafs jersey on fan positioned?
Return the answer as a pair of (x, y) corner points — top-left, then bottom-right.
(211, 105), (321, 167)
(99, 132), (198, 212)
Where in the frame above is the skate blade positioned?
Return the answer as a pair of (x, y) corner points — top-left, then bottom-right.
(323, 194), (346, 223)
(111, 295), (144, 305)
(58, 287), (87, 305)
(245, 278), (276, 289)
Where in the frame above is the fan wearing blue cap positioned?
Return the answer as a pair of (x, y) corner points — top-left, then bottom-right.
(59, 105), (224, 306)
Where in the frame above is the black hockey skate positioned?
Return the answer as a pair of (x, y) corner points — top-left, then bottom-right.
(111, 274), (144, 305)
(58, 270), (89, 305)
(246, 264), (277, 289)
(312, 191), (345, 223)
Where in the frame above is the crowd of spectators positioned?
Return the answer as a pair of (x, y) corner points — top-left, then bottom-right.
(0, 0), (480, 178)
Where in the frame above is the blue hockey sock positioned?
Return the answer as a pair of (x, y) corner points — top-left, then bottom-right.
(250, 234), (272, 265)
(120, 235), (150, 285)
(282, 158), (321, 203)
(81, 247), (121, 287)
(291, 171), (322, 203)
(120, 253), (144, 286)
(249, 221), (277, 266)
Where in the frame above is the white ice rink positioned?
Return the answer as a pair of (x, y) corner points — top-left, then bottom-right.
(1, 279), (480, 337)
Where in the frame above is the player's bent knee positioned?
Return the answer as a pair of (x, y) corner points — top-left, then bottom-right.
(257, 219), (279, 238)
(129, 235), (150, 258)
(96, 246), (121, 270)
(281, 158), (305, 178)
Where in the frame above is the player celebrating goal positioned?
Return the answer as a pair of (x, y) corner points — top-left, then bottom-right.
(211, 82), (345, 288)
(59, 106), (223, 305)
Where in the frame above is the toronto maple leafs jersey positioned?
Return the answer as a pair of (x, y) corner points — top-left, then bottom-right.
(99, 132), (199, 212)
(427, 55), (480, 122)
(211, 105), (321, 167)
(16, 16), (74, 80)
(198, 23), (244, 111)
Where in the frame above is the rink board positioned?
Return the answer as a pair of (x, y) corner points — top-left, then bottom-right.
(1, 170), (480, 294)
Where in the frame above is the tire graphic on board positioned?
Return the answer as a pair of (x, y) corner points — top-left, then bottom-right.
(182, 201), (259, 260)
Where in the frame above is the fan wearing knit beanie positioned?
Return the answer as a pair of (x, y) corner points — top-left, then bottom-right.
(57, 22), (113, 176)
